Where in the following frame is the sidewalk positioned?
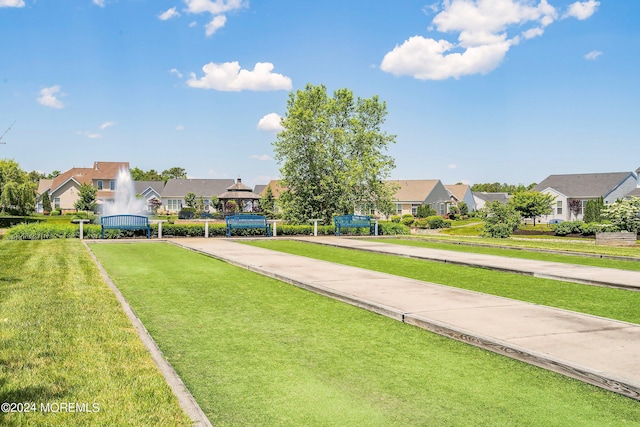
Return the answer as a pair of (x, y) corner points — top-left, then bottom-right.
(172, 238), (640, 401)
(292, 236), (640, 290)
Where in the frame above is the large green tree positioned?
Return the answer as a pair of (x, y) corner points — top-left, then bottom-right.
(508, 191), (554, 226)
(273, 84), (396, 224)
(0, 159), (35, 215)
(480, 201), (521, 238)
(74, 183), (97, 213)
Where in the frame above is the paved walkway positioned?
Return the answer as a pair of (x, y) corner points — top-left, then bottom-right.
(293, 236), (640, 290)
(172, 238), (640, 401)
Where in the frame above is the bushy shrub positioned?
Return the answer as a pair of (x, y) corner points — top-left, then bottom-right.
(553, 221), (584, 236)
(427, 216), (451, 229)
(480, 201), (521, 238)
(178, 208), (195, 219)
(416, 204), (436, 218)
(50, 210), (61, 216)
(413, 218), (430, 229)
(390, 215), (401, 223)
(378, 221), (410, 235)
(401, 214), (415, 227)
(581, 223), (604, 236)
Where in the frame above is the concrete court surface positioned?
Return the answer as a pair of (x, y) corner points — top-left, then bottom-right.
(172, 237), (640, 400)
(293, 236), (640, 290)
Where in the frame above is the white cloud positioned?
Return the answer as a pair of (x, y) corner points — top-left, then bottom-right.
(159, 7), (180, 21)
(0, 0), (25, 7)
(99, 121), (115, 130)
(249, 154), (273, 161)
(176, 125), (185, 131)
(563, 0), (599, 20)
(169, 68), (183, 78)
(584, 50), (602, 60)
(187, 61), (292, 92)
(257, 113), (283, 133)
(189, 21), (197, 27)
(205, 15), (227, 36)
(448, 163), (457, 169)
(183, 0), (246, 36)
(92, 0), (105, 8)
(77, 131), (102, 139)
(37, 85), (65, 109)
(380, 0), (600, 81)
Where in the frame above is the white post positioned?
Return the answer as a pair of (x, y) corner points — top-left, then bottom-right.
(273, 220), (277, 237)
(205, 220), (209, 238)
(158, 221), (163, 239)
(314, 219), (318, 236)
(374, 219), (379, 236)
(79, 220), (84, 240)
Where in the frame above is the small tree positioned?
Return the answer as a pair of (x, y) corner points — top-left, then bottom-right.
(583, 197), (604, 223)
(74, 183), (97, 213)
(261, 186), (275, 214)
(210, 195), (220, 212)
(416, 204), (436, 218)
(602, 197), (640, 233)
(508, 191), (554, 226)
(148, 197), (162, 214)
(41, 191), (52, 214)
(184, 192), (197, 209)
(458, 201), (469, 217)
(195, 196), (206, 216)
(225, 200), (238, 214)
(569, 199), (581, 220)
(480, 201), (521, 238)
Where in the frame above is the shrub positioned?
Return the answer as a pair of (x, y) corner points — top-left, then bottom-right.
(51, 210), (61, 216)
(553, 221), (584, 236)
(480, 201), (521, 238)
(581, 223), (603, 236)
(390, 215), (401, 223)
(401, 214), (415, 227)
(416, 205), (436, 218)
(427, 216), (451, 229)
(413, 218), (430, 229)
(178, 208), (195, 219)
(378, 221), (410, 235)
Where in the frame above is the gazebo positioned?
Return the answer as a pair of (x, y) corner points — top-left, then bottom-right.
(218, 178), (262, 214)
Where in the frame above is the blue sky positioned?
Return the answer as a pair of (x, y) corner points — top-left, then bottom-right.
(1, 0), (638, 188)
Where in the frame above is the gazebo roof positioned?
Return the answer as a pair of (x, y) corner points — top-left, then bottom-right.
(218, 178), (261, 200)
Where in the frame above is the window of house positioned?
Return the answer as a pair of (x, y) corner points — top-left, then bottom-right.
(396, 203), (402, 215)
(97, 180), (103, 190)
(110, 180), (116, 190)
(54, 198), (60, 209)
(411, 204), (419, 216)
(167, 199), (181, 211)
(556, 201), (562, 215)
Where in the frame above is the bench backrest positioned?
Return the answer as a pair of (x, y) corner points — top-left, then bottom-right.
(334, 215), (371, 227)
(101, 214), (149, 227)
(225, 214), (268, 227)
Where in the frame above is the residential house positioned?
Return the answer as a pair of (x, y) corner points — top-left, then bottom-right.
(388, 179), (452, 216)
(445, 184), (476, 212)
(535, 170), (638, 222)
(134, 181), (166, 213)
(625, 167), (640, 198)
(161, 178), (235, 213)
(472, 192), (510, 210)
(37, 161), (129, 213)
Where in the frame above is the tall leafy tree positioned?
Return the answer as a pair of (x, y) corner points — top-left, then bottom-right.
(0, 159), (35, 215)
(41, 191), (52, 214)
(583, 196), (604, 223)
(508, 191), (554, 226)
(162, 167), (187, 181)
(74, 183), (97, 213)
(273, 84), (396, 224)
(480, 201), (521, 238)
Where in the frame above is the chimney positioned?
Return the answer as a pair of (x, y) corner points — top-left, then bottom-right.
(95, 162), (99, 170)
(237, 177), (242, 184)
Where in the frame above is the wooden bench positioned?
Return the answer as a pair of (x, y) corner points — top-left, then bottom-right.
(100, 214), (151, 239)
(334, 214), (373, 236)
(225, 214), (271, 237)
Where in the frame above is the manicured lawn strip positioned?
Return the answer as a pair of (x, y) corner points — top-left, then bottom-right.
(0, 240), (190, 426)
(391, 234), (640, 258)
(244, 240), (640, 325)
(370, 238), (640, 271)
(88, 242), (640, 426)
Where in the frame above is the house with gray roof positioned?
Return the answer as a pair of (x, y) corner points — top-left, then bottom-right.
(534, 170), (638, 222)
(134, 181), (165, 213)
(161, 178), (235, 213)
(445, 184), (476, 212)
(387, 179), (452, 216)
(472, 192), (509, 210)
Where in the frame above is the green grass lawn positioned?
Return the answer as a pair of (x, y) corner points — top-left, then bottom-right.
(244, 240), (640, 325)
(397, 233), (640, 257)
(0, 240), (191, 426)
(370, 237), (640, 271)
(89, 242), (640, 426)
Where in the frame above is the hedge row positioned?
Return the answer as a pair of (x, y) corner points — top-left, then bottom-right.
(4, 221), (410, 240)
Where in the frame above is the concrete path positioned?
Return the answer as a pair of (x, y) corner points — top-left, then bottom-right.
(172, 238), (640, 401)
(293, 236), (640, 290)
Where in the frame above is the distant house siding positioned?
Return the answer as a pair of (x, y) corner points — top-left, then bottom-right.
(539, 189), (568, 222)
(605, 175), (638, 204)
(424, 182), (452, 215)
